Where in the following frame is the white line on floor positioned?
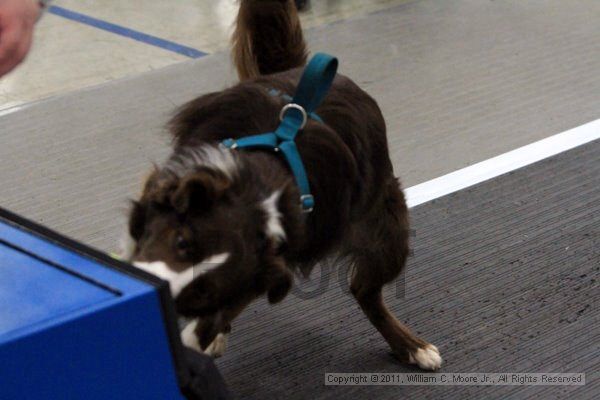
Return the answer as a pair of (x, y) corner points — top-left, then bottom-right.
(405, 118), (600, 208)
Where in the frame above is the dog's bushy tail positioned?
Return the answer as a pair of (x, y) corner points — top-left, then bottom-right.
(232, 0), (307, 80)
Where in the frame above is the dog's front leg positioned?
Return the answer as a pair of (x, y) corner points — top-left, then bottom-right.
(177, 253), (294, 357)
(176, 275), (258, 357)
(179, 298), (254, 358)
(132, 260), (234, 357)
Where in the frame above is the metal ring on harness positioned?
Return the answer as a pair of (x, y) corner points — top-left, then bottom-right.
(222, 139), (238, 149)
(300, 194), (314, 213)
(279, 103), (308, 130)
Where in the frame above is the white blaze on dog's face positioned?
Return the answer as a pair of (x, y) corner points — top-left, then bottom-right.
(133, 253), (230, 297)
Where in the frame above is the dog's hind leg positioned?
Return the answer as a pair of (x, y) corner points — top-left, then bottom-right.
(348, 179), (442, 370)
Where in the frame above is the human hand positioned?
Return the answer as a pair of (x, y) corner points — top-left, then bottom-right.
(0, 0), (41, 77)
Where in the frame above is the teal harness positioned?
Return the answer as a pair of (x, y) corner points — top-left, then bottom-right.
(221, 53), (338, 213)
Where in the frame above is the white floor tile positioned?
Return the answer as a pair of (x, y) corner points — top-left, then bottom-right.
(0, 0), (412, 111)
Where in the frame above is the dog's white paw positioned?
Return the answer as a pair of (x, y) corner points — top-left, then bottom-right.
(181, 319), (202, 352)
(181, 319), (228, 358)
(204, 333), (228, 358)
(409, 344), (442, 370)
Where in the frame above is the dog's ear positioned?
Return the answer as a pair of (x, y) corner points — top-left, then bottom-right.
(141, 167), (178, 207)
(171, 169), (231, 213)
(265, 255), (293, 304)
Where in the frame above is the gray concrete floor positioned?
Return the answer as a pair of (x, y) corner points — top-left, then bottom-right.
(1, 0), (411, 110)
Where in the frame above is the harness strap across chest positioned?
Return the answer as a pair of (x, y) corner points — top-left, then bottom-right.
(221, 53), (338, 213)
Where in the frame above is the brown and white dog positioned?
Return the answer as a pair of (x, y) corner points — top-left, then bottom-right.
(124, 0), (441, 370)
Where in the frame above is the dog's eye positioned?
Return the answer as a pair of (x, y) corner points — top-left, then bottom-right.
(175, 234), (190, 253)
